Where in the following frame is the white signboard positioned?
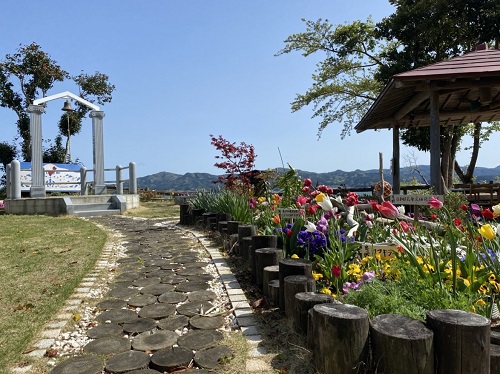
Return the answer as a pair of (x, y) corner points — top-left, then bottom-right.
(277, 208), (301, 219)
(391, 194), (444, 205)
(20, 162), (81, 192)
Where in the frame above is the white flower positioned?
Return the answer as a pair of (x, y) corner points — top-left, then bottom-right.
(397, 205), (405, 215)
(304, 221), (317, 232)
(316, 193), (333, 211)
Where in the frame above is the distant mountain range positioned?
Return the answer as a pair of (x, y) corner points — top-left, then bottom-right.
(137, 165), (500, 191)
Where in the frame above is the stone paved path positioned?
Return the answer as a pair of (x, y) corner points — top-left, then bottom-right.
(14, 216), (274, 373)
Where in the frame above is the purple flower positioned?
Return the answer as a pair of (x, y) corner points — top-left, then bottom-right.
(362, 271), (376, 282)
(317, 216), (328, 234)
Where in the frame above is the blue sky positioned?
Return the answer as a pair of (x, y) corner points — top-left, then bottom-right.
(1, 1), (497, 178)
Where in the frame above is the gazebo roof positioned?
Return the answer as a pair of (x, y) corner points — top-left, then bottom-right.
(355, 46), (500, 133)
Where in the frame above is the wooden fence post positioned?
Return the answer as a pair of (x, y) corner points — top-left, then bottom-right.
(311, 303), (369, 374)
(370, 314), (434, 374)
(426, 309), (490, 374)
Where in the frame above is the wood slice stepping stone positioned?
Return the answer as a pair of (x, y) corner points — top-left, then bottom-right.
(87, 324), (123, 339)
(96, 299), (127, 311)
(160, 263), (181, 270)
(106, 287), (140, 300)
(149, 346), (194, 372)
(177, 267), (209, 276)
(115, 272), (142, 282)
(127, 294), (158, 307)
(161, 274), (187, 284)
(138, 303), (176, 319)
(158, 291), (187, 304)
(194, 345), (234, 369)
(50, 355), (103, 374)
(188, 290), (217, 303)
(146, 270), (172, 279)
(142, 265), (161, 273)
(108, 281), (134, 289)
(95, 309), (138, 324)
(177, 330), (223, 350)
(122, 318), (158, 334)
(104, 350), (150, 373)
(186, 274), (213, 282)
(132, 330), (179, 351)
(144, 259), (170, 267)
(183, 370), (215, 374)
(189, 315), (224, 330)
(83, 336), (131, 356)
(183, 261), (209, 268)
(175, 281), (209, 293)
(157, 315), (190, 331)
(133, 277), (161, 287)
(177, 301), (214, 317)
(126, 370), (162, 374)
(140, 283), (175, 295)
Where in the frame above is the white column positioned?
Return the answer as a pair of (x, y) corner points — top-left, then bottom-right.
(90, 111), (106, 195)
(28, 105), (46, 197)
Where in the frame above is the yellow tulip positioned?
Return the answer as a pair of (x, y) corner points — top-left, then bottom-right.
(316, 193), (333, 211)
(291, 254), (299, 259)
(479, 224), (496, 240)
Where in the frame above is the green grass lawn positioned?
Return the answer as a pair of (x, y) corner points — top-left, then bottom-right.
(0, 215), (107, 372)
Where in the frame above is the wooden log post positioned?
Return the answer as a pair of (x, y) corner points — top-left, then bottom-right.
(426, 309), (490, 374)
(191, 208), (205, 227)
(251, 235), (278, 280)
(179, 204), (192, 225)
(228, 234), (239, 254)
(491, 344), (500, 374)
(226, 221), (241, 235)
(217, 221), (228, 234)
(311, 303), (369, 374)
(255, 248), (283, 289)
(278, 258), (312, 311)
(370, 314), (434, 374)
(240, 237), (252, 269)
(201, 212), (215, 229)
(263, 265), (279, 297)
(293, 292), (333, 335)
(238, 225), (257, 246)
(207, 217), (218, 231)
(268, 279), (280, 306)
(284, 275), (316, 319)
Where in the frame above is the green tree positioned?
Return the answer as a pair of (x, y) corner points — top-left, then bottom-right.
(0, 42), (115, 162)
(0, 141), (17, 185)
(278, 0), (500, 188)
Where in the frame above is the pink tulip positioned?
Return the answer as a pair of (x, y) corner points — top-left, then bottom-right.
(428, 196), (443, 209)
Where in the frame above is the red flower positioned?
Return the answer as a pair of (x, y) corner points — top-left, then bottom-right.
(332, 265), (341, 278)
(318, 185), (328, 193)
(302, 186), (310, 193)
(430, 214), (437, 221)
(453, 218), (462, 227)
(397, 246), (404, 253)
(400, 221), (411, 232)
(303, 178), (312, 187)
(345, 192), (359, 207)
(460, 204), (468, 211)
(378, 201), (399, 219)
(307, 204), (318, 215)
(326, 187), (334, 195)
(482, 209), (494, 220)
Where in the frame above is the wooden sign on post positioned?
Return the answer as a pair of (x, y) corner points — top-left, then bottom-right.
(391, 195), (444, 205)
(277, 208), (301, 220)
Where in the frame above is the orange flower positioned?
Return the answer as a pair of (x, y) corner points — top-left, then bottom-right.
(271, 214), (281, 225)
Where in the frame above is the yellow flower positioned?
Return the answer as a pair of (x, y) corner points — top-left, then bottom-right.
(258, 196), (266, 203)
(312, 272), (323, 280)
(291, 254), (299, 259)
(320, 287), (332, 295)
(462, 278), (471, 287)
(479, 224), (496, 240)
(475, 298), (486, 307)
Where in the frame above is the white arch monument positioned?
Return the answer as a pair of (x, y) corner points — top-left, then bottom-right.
(28, 91), (106, 197)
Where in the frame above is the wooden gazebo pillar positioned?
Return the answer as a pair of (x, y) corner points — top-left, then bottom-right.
(392, 122), (400, 194)
(429, 91), (443, 194)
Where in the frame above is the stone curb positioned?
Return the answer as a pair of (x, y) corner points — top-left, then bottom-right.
(189, 229), (274, 373)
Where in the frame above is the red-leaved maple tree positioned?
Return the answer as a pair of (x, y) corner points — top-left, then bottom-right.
(210, 134), (257, 192)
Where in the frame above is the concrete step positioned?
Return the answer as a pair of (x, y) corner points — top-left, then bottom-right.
(72, 202), (115, 211)
(74, 209), (121, 217)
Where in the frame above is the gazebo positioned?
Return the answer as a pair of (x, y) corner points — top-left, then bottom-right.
(355, 44), (500, 195)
